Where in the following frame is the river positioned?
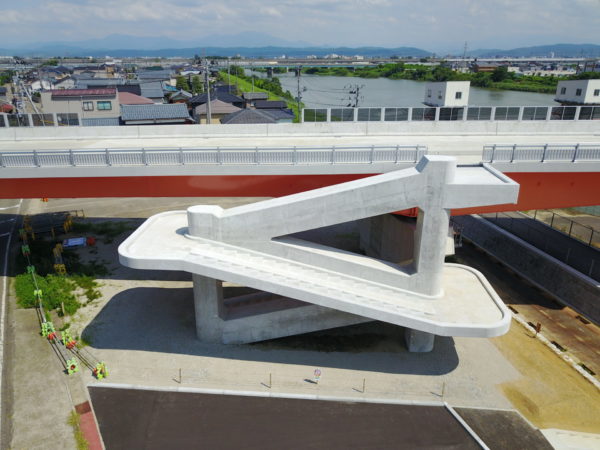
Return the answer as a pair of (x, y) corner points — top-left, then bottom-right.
(249, 71), (558, 108)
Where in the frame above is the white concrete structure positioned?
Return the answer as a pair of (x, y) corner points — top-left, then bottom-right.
(424, 81), (470, 107)
(555, 79), (600, 105)
(119, 156), (518, 352)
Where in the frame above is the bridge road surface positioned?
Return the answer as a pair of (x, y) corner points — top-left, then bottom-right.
(3, 132), (600, 165)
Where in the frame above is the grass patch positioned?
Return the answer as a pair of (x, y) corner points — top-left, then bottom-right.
(67, 411), (89, 450)
(71, 220), (134, 244)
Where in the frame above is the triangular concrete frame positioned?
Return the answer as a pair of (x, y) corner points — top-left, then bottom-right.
(119, 156), (519, 351)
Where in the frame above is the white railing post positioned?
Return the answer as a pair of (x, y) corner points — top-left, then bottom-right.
(491, 144), (496, 163)
(293, 146), (297, 165)
(370, 145), (375, 163)
(353, 108), (358, 122)
(105, 148), (111, 166)
(254, 147), (259, 165)
(331, 145), (335, 164)
(380, 107), (385, 122)
(572, 143), (579, 162)
(434, 107), (440, 121)
(27, 114), (33, 127)
(32, 150), (39, 167)
(217, 147), (221, 165)
(301, 108), (304, 123)
(69, 149), (74, 166)
(395, 145), (400, 164)
(52, 113), (58, 127)
(575, 106), (581, 121)
(545, 107), (552, 121)
(326, 108), (331, 123)
(511, 144), (517, 162)
(179, 148), (184, 165)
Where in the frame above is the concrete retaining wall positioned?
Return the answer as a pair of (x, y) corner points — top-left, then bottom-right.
(1, 120), (599, 141)
(454, 215), (600, 324)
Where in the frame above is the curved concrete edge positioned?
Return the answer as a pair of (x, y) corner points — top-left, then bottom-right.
(88, 382), (445, 407)
(117, 210), (187, 268)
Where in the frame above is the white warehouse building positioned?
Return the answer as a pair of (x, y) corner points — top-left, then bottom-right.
(555, 79), (600, 105)
(423, 81), (470, 107)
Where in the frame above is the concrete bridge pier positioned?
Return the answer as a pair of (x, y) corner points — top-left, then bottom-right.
(192, 275), (225, 343)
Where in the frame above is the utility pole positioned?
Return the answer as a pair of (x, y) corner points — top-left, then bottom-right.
(227, 57), (231, 93)
(204, 58), (211, 124)
(296, 65), (302, 121)
(462, 41), (468, 72)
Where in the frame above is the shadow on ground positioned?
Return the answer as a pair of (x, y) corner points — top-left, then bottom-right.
(82, 286), (460, 375)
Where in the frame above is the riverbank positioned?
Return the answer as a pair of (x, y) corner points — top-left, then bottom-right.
(302, 64), (576, 94)
(218, 72), (304, 122)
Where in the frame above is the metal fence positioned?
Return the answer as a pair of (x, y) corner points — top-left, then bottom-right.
(0, 145), (428, 168)
(0, 112), (79, 127)
(524, 210), (600, 248)
(482, 143), (600, 163)
(302, 105), (600, 123)
(482, 211), (600, 281)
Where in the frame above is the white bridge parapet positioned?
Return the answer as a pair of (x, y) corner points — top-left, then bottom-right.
(119, 155), (519, 350)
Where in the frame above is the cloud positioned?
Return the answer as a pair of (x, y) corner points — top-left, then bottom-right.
(1, 0), (598, 50)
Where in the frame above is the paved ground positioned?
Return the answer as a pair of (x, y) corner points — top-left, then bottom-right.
(4, 196), (600, 448)
(455, 407), (553, 450)
(456, 241), (600, 377)
(90, 386), (481, 450)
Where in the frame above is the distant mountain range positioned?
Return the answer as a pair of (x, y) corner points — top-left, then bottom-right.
(0, 34), (598, 58)
(469, 43), (600, 58)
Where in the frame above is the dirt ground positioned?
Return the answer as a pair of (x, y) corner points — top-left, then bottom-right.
(492, 322), (600, 433)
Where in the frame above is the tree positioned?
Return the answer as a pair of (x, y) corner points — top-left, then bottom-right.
(175, 75), (190, 91)
(491, 66), (510, 82)
(191, 75), (203, 94)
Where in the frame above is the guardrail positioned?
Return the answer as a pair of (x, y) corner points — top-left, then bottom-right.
(302, 105), (600, 123)
(0, 145), (428, 168)
(482, 144), (600, 163)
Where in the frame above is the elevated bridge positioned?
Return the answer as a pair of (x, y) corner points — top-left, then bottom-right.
(0, 122), (599, 214)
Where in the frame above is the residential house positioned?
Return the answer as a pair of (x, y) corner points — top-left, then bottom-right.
(139, 81), (166, 103)
(169, 90), (193, 104)
(254, 100), (288, 110)
(220, 109), (278, 124)
(189, 91), (245, 110)
(471, 62), (501, 73)
(137, 70), (172, 82)
(243, 92), (268, 108)
(40, 88), (119, 121)
(120, 103), (194, 125)
(194, 99), (241, 124)
(118, 92), (154, 106)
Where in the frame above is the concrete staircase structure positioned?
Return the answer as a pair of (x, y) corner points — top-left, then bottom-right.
(119, 155), (519, 351)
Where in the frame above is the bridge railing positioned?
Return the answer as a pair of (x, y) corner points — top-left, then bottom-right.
(482, 143), (600, 163)
(302, 105), (600, 123)
(0, 145), (428, 168)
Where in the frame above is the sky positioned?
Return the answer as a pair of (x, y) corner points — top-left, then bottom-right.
(1, 0), (599, 52)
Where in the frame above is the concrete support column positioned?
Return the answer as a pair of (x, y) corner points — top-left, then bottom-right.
(359, 214), (415, 264)
(404, 328), (435, 352)
(412, 157), (455, 297)
(413, 206), (451, 296)
(192, 274), (225, 343)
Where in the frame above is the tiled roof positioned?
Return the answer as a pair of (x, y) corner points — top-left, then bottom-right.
(243, 92), (269, 100)
(194, 99), (241, 115)
(137, 70), (172, 80)
(140, 81), (165, 100)
(118, 92), (154, 105)
(51, 88), (116, 97)
(220, 109), (277, 124)
(189, 91), (244, 106)
(121, 103), (190, 121)
(81, 117), (120, 127)
(255, 100), (288, 109)
(262, 109), (295, 120)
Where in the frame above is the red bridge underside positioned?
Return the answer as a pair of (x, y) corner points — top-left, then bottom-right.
(1, 172), (598, 215)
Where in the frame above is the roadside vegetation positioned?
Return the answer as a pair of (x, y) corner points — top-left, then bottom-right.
(67, 411), (89, 450)
(14, 220), (134, 316)
(218, 66), (304, 122)
(302, 63), (600, 94)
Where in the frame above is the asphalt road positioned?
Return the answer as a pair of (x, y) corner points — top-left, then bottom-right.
(90, 387), (481, 450)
